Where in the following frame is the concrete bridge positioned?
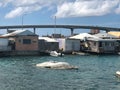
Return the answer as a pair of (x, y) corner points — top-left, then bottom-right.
(0, 25), (120, 35)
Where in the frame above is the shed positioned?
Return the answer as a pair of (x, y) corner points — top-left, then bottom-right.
(38, 37), (59, 52)
(2, 30), (39, 51)
(57, 38), (80, 53)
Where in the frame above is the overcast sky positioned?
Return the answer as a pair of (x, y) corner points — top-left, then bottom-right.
(0, 0), (120, 36)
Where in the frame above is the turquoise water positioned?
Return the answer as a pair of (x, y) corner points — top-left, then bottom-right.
(0, 55), (120, 90)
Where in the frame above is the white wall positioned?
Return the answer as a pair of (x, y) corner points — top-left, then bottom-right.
(0, 38), (8, 46)
(57, 38), (80, 52)
(0, 38), (10, 51)
(65, 39), (80, 52)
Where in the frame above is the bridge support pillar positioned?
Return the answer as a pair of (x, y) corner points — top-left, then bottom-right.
(7, 28), (9, 33)
(70, 28), (74, 36)
(33, 28), (36, 34)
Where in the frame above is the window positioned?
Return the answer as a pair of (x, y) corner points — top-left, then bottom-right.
(23, 39), (31, 44)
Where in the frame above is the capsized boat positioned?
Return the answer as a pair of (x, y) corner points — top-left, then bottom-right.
(36, 61), (78, 70)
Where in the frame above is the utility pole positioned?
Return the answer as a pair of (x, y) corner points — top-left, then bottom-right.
(22, 14), (27, 30)
(54, 16), (56, 36)
(22, 15), (23, 30)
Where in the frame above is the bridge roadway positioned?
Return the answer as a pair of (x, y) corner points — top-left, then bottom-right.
(0, 24), (120, 35)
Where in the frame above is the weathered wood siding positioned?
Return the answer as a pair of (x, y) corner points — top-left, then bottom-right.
(15, 36), (38, 51)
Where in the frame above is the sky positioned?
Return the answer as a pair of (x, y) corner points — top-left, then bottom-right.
(0, 0), (120, 36)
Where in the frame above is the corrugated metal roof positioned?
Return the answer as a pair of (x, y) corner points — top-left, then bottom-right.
(94, 33), (118, 38)
(39, 37), (58, 42)
(108, 32), (120, 37)
(2, 30), (37, 37)
(69, 33), (99, 40)
(87, 38), (119, 41)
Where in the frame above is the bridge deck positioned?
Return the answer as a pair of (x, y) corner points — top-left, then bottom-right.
(0, 25), (119, 31)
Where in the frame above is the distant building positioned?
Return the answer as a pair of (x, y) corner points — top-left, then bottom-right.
(2, 30), (39, 51)
(84, 33), (120, 53)
(82, 38), (120, 54)
(52, 34), (62, 38)
(90, 29), (100, 34)
(93, 33), (120, 53)
(42, 34), (65, 38)
(69, 33), (120, 54)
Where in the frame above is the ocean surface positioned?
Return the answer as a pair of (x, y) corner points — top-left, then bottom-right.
(0, 55), (120, 90)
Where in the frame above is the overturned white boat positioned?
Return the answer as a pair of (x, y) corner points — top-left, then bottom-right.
(50, 51), (64, 57)
(36, 61), (78, 70)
